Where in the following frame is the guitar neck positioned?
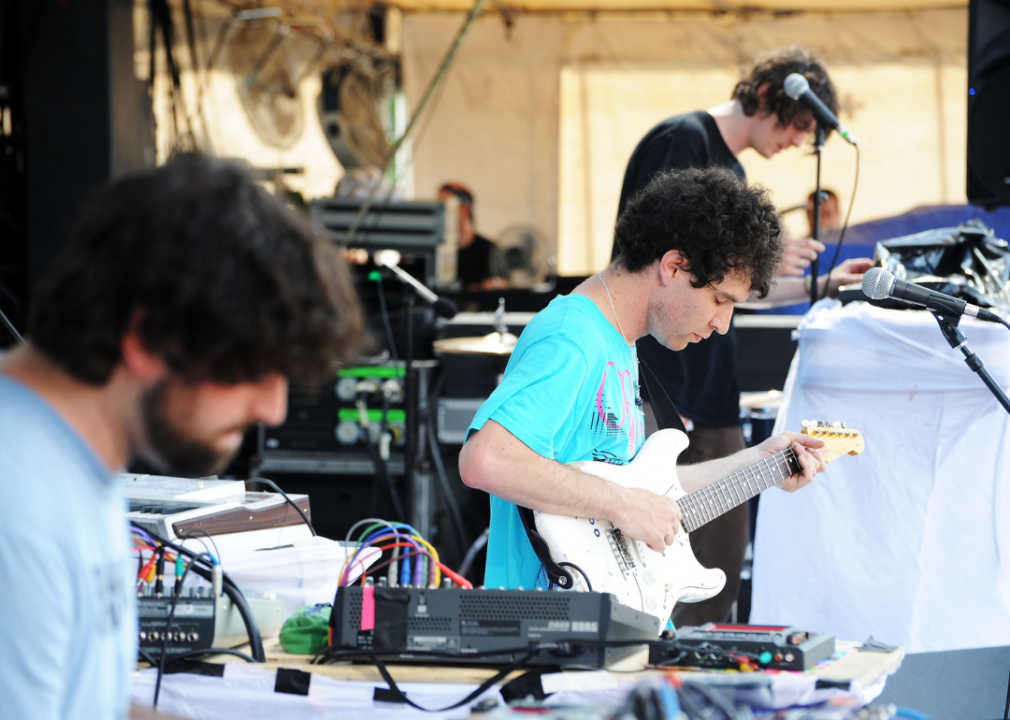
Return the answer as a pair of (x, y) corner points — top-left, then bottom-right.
(679, 447), (799, 533)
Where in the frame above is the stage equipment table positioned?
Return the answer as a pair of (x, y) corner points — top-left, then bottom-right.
(132, 636), (903, 719)
(751, 299), (1010, 652)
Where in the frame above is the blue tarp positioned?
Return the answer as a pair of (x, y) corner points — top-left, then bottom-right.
(762, 203), (1010, 314)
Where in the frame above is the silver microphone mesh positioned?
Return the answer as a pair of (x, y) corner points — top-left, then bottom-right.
(784, 73), (809, 101)
(861, 267), (894, 300)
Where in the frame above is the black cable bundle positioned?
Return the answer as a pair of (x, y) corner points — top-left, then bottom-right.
(133, 524), (265, 663)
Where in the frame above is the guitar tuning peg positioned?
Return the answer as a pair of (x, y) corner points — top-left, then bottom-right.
(832, 421), (843, 428)
(801, 420), (813, 428)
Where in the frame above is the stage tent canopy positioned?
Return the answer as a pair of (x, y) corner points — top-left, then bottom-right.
(398, 5), (973, 275)
(387, 0), (964, 12)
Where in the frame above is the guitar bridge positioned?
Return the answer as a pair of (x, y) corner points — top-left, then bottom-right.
(606, 528), (637, 579)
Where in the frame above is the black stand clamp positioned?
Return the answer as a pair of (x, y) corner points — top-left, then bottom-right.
(932, 311), (1010, 416)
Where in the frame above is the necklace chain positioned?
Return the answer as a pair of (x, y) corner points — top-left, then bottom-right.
(598, 272), (629, 344)
(599, 272), (641, 407)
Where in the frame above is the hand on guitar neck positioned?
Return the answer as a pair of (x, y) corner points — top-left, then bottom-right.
(611, 429), (826, 552)
(759, 432), (828, 492)
(678, 430), (827, 499)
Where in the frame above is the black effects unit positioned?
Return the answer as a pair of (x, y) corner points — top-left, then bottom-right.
(650, 624), (835, 671)
(138, 595), (216, 659)
(331, 587), (660, 667)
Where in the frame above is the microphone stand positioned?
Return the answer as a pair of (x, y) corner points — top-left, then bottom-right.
(809, 124), (827, 306)
(377, 261), (457, 529)
(932, 311), (1010, 416)
(403, 285), (417, 524)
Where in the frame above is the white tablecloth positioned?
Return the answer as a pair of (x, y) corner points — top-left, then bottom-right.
(751, 299), (1010, 652)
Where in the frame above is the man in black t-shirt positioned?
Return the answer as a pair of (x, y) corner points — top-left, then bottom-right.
(439, 182), (503, 291)
(613, 47), (871, 627)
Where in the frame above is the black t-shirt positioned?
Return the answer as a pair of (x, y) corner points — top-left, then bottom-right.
(457, 234), (496, 288)
(614, 111), (746, 427)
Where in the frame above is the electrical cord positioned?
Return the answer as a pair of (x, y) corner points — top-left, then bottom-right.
(361, 422), (406, 521)
(1005, 656), (1010, 720)
(0, 305), (22, 344)
(372, 652), (533, 712)
(314, 642), (559, 665)
(162, 647), (258, 664)
(819, 143), (861, 302)
(458, 527), (489, 580)
(375, 275), (400, 364)
(154, 551), (213, 707)
(558, 562), (594, 592)
(247, 476), (317, 536)
(176, 528), (222, 566)
(133, 525), (265, 663)
(426, 370), (469, 556)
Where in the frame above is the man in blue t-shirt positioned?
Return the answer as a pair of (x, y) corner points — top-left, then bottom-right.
(613, 48), (871, 626)
(460, 167), (830, 593)
(0, 155), (363, 720)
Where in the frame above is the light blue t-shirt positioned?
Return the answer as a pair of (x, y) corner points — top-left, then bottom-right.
(0, 375), (137, 720)
(468, 294), (646, 589)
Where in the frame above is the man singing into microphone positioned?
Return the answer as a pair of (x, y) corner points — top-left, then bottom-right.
(614, 46), (871, 627)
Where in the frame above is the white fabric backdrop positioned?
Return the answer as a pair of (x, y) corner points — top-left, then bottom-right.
(751, 299), (1010, 652)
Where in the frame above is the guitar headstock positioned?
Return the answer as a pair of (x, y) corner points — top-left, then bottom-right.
(801, 421), (865, 463)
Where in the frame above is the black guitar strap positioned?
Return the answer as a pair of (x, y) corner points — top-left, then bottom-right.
(516, 505), (575, 589)
(516, 353), (686, 589)
(637, 355), (688, 434)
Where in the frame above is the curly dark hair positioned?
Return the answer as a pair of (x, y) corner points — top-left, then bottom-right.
(614, 167), (784, 299)
(29, 154), (364, 386)
(732, 46), (836, 133)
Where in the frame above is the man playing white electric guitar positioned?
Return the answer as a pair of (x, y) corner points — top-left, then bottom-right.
(459, 167), (830, 625)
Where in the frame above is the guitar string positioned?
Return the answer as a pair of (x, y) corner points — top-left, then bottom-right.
(679, 435), (857, 531)
(680, 432), (858, 527)
(687, 433), (853, 521)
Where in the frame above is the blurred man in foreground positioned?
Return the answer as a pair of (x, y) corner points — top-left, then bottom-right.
(0, 155), (363, 719)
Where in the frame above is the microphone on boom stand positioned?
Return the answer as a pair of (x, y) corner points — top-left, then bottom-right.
(783, 72), (859, 304)
(374, 250), (458, 319)
(861, 267), (1006, 324)
(784, 73), (857, 146)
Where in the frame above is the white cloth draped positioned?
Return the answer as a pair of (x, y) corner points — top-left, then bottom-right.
(751, 299), (1010, 652)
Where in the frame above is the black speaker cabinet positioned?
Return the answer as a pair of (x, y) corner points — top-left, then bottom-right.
(968, 0), (1010, 206)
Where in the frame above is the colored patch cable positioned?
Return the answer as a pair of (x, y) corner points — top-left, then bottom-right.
(133, 540), (219, 593)
(340, 527), (471, 590)
(359, 549), (471, 589)
(339, 523), (435, 586)
(362, 543), (470, 589)
(341, 531), (430, 587)
(339, 526), (422, 586)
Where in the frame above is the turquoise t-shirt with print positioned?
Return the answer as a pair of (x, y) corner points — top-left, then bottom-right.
(468, 293), (646, 590)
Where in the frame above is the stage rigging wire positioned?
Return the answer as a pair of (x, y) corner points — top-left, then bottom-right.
(342, 0), (488, 244)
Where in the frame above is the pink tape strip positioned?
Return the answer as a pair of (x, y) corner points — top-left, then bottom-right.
(361, 585), (375, 631)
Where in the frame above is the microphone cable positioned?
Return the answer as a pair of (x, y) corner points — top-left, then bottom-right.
(818, 143), (861, 302)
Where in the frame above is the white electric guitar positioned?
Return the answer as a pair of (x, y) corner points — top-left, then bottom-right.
(532, 421), (864, 630)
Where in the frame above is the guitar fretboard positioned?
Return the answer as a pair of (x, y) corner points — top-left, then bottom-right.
(679, 447), (800, 533)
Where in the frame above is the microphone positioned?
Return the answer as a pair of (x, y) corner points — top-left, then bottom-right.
(375, 255), (458, 319)
(783, 73), (857, 146)
(861, 267), (1005, 323)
